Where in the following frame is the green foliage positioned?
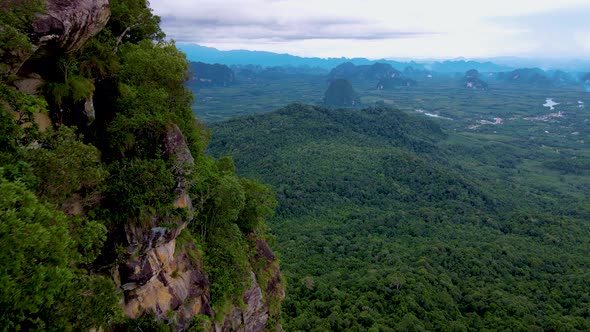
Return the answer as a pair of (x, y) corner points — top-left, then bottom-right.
(187, 314), (212, 331)
(187, 154), (277, 318)
(202, 223), (251, 316)
(237, 178), (277, 234)
(209, 102), (590, 331)
(26, 126), (106, 205)
(0, 0), (46, 74)
(105, 158), (176, 221)
(544, 157), (590, 175)
(216, 155), (236, 173)
(108, 0), (164, 45)
(43, 58), (96, 106)
(209, 174), (246, 225)
(0, 83), (47, 148)
(0, 103), (21, 151)
(45, 76), (94, 105)
(119, 40), (188, 90)
(0, 173), (120, 331)
(108, 39), (199, 157)
(116, 315), (172, 332)
(72, 218), (108, 265)
(79, 37), (119, 78)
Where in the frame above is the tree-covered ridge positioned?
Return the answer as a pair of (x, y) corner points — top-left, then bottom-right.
(1, 0), (280, 330)
(209, 103), (590, 331)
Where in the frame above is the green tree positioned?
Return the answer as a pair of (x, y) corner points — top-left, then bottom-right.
(0, 0), (46, 74)
(108, 0), (164, 51)
(0, 173), (120, 331)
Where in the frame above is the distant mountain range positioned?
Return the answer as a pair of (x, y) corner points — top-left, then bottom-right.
(179, 44), (590, 74)
(179, 44), (511, 73)
(178, 44), (425, 71)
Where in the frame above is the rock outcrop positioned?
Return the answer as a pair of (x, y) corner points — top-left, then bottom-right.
(115, 124), (211, 329)
(376, 76), (417, 89)
(32, 0), (110, 52)
(215, 272), (269, 332)
(189, 62), (236, 88)
(496, 68), (550, 85)
(114, 125), (284, 331)
(215, 239), (284, 332)
(8, 0), (110, 75)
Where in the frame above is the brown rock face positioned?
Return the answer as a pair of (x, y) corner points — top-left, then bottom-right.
(32, 0), (110, 53)
(215, 273), (270, 332)
(214, 237), (285, 332)
(120, 243), (213, 328)
(115, 125), (215, 330)
(7, 0), (110, 75)
(115, 124), (284, 331)
(161, 123), (195, 205)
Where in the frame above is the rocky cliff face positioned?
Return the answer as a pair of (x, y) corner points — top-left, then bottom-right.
(10, 1), (284, 330)
(114, 124), (213, 329)
(114, 124), (284, 331)
(215, 239), (284, 332)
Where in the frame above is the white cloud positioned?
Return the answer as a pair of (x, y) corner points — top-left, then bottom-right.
(149, 0), (590, 59)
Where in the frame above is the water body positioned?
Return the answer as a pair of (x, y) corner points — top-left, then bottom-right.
(543, 98), (559, 110)
(415, 109), (453, 120)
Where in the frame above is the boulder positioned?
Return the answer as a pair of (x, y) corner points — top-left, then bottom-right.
(32, 0), (110, 53)
(9, 0), (110, 75)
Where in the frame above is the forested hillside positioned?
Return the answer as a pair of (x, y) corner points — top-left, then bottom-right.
(209, 104), (590, 331)
(0, 1), (282, 331)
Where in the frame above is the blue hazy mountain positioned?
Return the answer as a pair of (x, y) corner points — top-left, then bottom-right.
(179, 44), (590, 74)
(427, 60), (513, 73)
(178, 44), (426, 70)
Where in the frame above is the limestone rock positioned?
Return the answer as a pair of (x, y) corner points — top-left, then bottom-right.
(121, 243), (213, 329)
(119, 124), (195, 283)
(8, 0), (110, 75)
(9, 75), (53, 131)
(215, 273), (269, 332)
(83, 95), (95, 125)
(115, 123), (207, 330)
(13, 77), (43, 95)
(32, 0), (110, 53)
(211, 238), (285, 332)
(162, 124), (195, 181)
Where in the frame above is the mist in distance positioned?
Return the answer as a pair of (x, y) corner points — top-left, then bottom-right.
(150, 0), (590, 67)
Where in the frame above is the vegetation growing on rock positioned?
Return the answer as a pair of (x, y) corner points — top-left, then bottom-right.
(0, 0), (281, 330)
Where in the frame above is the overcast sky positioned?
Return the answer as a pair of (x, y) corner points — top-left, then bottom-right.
(149, 0), (590, 60)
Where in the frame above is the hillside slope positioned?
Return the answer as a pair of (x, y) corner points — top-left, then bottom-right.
(209, 104), (590, 331)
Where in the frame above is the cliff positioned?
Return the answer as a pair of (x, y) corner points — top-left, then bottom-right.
(188, 62), (235, 88)
(1, 0), (283, 331)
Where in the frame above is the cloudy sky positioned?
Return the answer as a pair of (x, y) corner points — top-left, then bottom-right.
(150, 0), (590, 60)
